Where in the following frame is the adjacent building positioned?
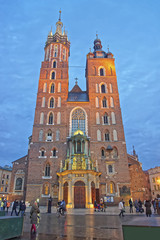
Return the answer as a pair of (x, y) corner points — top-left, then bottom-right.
(148, 167), (160, 199)
(0, 165), (12, 201)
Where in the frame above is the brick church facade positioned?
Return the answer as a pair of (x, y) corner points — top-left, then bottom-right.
(9, 12), (151, 206)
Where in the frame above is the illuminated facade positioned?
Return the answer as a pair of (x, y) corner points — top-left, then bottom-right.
(148, 167), (160, 199)
(23, 12), (132, 207)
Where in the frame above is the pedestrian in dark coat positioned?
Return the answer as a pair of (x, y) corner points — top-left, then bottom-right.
(48, 197), (52, 213)
(11, 199), (18, 216)
(145, 200), (152, 217)
(30, 201), (40, 234)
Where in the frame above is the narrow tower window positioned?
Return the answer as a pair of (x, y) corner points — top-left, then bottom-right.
(48, 113), (53, 124)
(51, 72), (55, 79)
(102, 97), (107, 108)
(52, 148), (56, 157)
(104, 131), (110, 141)
(49, 98), (54, 108)
(45, 164), (50, 177)
(100, 68), (104, 76)
(53, 61), (57, 68)
(50, 83), (54, 93)
(101, 84), (106, 93)
(103, 113), (108, 125)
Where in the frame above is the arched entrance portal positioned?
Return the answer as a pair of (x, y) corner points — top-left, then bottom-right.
(63, 182), (68, 204)
(74, 181), (85, 208)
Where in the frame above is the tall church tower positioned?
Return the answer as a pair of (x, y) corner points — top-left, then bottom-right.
(26, 12), (70, 204)
(25, 14), (131, 206)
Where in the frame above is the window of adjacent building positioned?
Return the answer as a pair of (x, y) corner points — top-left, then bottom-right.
(50, 83), (55, 93)
(49, 97), (54, 108)
(46, 130), (52, 141)
(48, 112), (54, 124)
(52, 148), (56, 157)
(110, 97), (114, 108)
(42, 97), (45, 107)
(103, 113), (108, 125)
(154, 185), (156, 190)
(152, 178), (155, 183)
(113, 129), (118, 141)
(96, 112), (100, 124)
(45, 164), (50, 177)
(101, 84), (106, 93)
(2, 180), (4, 184)
(5, 187), (7, 192)
(39, 130), (43, 141)
(40, 112), (44, 124)
(97, 129), (101, 141)
(15, 178), (22, 191)
(102, 97), (107, 108)
(43, 83), (47, 92)
(0, 187), (3, 192)
(111, 112), (116, 124)
(53, 61), (57, 68)
(71, 108), (86, 135)
(104, 131), (110, 141)
(7, 175), (9, 179)
(51, 71), (55, 80)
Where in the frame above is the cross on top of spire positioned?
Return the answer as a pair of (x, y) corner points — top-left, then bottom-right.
(75, 77), (78, 85)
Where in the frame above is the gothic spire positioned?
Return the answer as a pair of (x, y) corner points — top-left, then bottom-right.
(56, 10), (63, 35)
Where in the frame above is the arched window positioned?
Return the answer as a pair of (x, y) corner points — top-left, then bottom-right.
(101, 84), (106, 93)
(46, 130), (52, 141)
(113, 130), (118, 141)
(95, 97), (99, 107)
(49, 98), (54, 108)
(110, 97), (114, 108)
(100, 68), (104, 76)
(43, 83), (47, 92)
(56, 130), (60, 141)
(97, 129), (101, 141)
(40, 112), (44, 124)
(111, 112), (116, 124)
(40, 148), (45, 157)
(71, 108), (86, 135)
(42, 97), (45, 107)
(57, 112), (61, 124)
(54, 45), (58, 57)
(101, 148), (105, 157)
(48, 113), (53, 124)
(45, 164), (50, 177)
(53, 61), (57, 68)
(102, 97), (107, 108)
(39, 130), (43, 141)
(50, 83), (54, 93)
(96, 112), (100, 124)
(52, 148), (56, 157)
(104, 131), (110, 141)
(15, 178), (22, 190)
(51, 71), (55, 79)
(108, 165), (113, 173)
(58, 83), (61, 92)
(58, 97), (61, 107)
(103, 113), (108, 125)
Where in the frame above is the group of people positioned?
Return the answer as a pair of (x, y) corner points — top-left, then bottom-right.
(119, 198), (160, 217)
(94, 198), (106, 212)
(0, 199), (26, 216)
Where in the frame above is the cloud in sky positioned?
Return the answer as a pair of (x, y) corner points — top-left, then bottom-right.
(0, 0), (160, 170)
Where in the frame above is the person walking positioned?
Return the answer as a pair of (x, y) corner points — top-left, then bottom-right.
(129, 199), (133, 213)
(119, 199), (125, 217)
(145, 200), (152, 217)
(30, 201), (40, 234)
(1, 201), (4, 211)
(48, 196), (52, 213)
(6, 201), (10, 213)
(18, 200), (26, 216)
(11, 199), (18, 216)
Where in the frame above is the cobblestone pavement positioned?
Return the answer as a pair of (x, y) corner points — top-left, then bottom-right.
(10, 206), (160, 240)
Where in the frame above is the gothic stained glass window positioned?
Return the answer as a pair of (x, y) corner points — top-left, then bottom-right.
(71, 109), (85, 135)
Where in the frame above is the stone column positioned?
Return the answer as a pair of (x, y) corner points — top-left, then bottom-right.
(58, 177), (63, 200)
(68, 180), (73, 208)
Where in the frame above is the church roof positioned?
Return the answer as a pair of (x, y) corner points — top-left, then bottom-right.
(67, 83), (89, 102)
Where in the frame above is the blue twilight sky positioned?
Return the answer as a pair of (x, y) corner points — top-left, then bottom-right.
(0, 0), (160, 170)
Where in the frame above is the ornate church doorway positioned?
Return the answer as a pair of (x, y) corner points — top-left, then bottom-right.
(74, 181), (85, 208)
(63, 182), (68, 204)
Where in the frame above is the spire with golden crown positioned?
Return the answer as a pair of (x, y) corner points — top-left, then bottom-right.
(56, 10), (63, 35)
